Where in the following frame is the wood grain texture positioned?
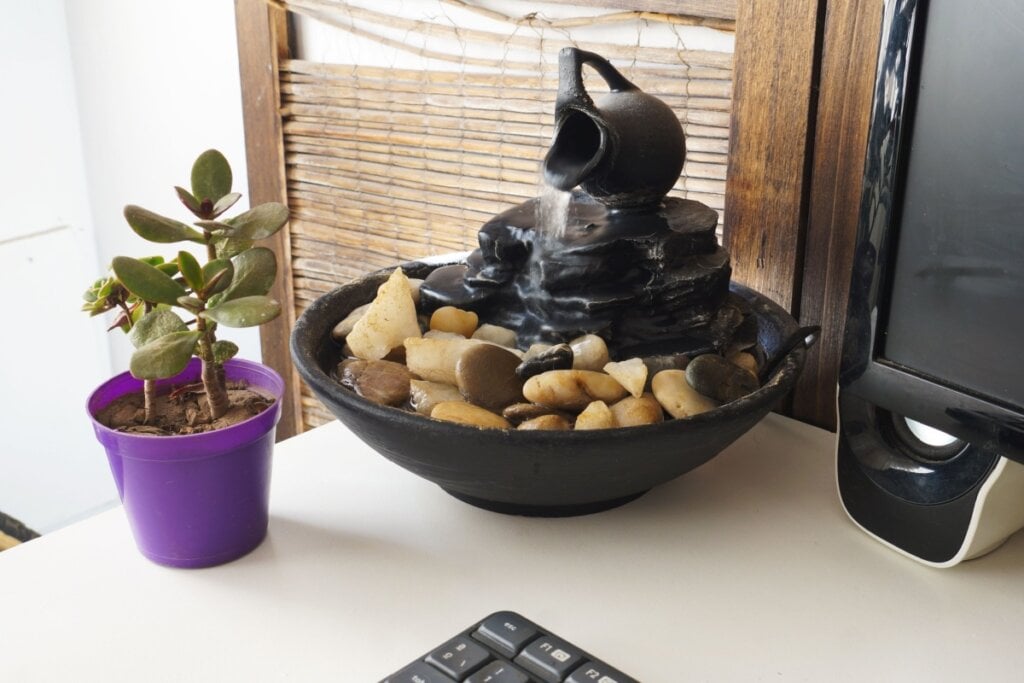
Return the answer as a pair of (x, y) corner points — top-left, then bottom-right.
(556, 0), (737, 21)
(724, 1), (822, 313)
(791, 0), (884, 430)
(235, 0), (304, 439)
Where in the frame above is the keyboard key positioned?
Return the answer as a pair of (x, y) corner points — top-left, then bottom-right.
(514, 635), (586, 683)
(466, 659), (531, 683)
(425, 636), (492, 680)
(472, 611), (540, 658)
(385, 660), (457, 683)
(566, 661), (639, 683)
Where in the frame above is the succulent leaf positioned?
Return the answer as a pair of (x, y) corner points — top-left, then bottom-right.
(212, 340), (240, 363)
(111, 256), (187, 306)
(174, 186), (202, 216)
(176, 295), (204, 312)
(195, 220), (235, 234)
(201, 295), (281, 328)
(190, 149), (232, 204)
(128, 309), (188, 349)
(129, 330), (201, 380)
(124, 205), (205, 244)
(220, 247), (277, 302)
(201, 259), (234, 297)
(211, 192), (242, 218)
(212, 235), (254, 260)
(223, 202), (289, 241)
(177, 251), (203, 291)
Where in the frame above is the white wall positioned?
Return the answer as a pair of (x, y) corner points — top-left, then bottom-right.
(64, 0), (260, 375)
(0, 0), (255, 534)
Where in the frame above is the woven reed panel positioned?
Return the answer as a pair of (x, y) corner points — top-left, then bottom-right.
(280, 4), (734, 428)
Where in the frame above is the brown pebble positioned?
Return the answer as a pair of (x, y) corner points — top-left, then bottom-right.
(337, 358), (415, 406)
(455, 343), (525, 411)
(686, 354), (760, 403)
(518, 414), (571, 431)
(502, 402), (570, 425)
(431, 401), (510, 429)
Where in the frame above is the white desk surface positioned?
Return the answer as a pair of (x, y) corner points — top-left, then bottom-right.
(2, 413), (1022, 682)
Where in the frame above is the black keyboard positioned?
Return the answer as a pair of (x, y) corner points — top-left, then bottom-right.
(382, 611), (638, 683)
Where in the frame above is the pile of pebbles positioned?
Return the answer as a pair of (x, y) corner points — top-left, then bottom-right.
(331, 269), (762, 430)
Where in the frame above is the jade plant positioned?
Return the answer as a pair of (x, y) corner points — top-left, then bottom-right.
(82, 150), (288, 425)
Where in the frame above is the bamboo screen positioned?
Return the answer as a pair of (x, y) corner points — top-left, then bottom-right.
(276, 0), (736, 428)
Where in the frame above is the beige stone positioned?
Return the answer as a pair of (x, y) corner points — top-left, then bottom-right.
(408, 278), (424, 305)
(517, 414), (571, 431)
(569, 334), (610, 371)
(471, 323), (517, 348)
(409, 379), (464, 416)
(404, 336), (476, 386)
(651, 369), (719, 419)
(431, 401), (510, 429)
(346, 268), (422, 360)
(331, 302), (371, 341)
(430, 306), (479, 337)
(523, 370), (628, 411)
(603, 357), (648, 398)
(610, 394), (665, 427)
(575, 400), (616, 430)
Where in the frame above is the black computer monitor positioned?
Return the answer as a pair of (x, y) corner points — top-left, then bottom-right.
(837, 0), (1024, 564)
(840, 0), (1024, 463)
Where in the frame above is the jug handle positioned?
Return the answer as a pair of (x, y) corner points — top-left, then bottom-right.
(555, 47), (637, 112)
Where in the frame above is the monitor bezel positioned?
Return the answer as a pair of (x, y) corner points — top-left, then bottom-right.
(839, 0), (1024, 462)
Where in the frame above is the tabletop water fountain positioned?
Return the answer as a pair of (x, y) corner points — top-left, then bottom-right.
(290, 47), (814, 516)
(419, 48), (739, 359)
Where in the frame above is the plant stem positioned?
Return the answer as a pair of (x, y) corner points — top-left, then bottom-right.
(140, 301), (155, 424)
(143, 380), (157, 424)
(196, 316), (229, 420)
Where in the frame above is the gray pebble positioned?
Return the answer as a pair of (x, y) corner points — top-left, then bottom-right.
(455, 343), (525, 411)
(515, 343), (573, 379)
(685, 354), (760, 403)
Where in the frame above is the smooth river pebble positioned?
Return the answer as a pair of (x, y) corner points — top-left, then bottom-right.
(337, 358), (415, 406)
(651, 369), (718, 418)
(431, 401), (510, 429)
(523, 370), (629, 412)
(686, 354), (760, 403)
(455, 343), (525, 411)
(409, 379), (464, 416)
(610, 394), (665, 427)
(515, 343), (573, 379)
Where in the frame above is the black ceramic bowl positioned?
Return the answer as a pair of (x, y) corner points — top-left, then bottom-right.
(291, 257), (811, 516)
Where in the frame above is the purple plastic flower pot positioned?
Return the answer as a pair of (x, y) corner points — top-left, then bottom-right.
(87, 358), (284, 568)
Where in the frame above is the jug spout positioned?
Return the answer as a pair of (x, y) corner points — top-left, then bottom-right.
(543, 48), (635, 193)
(542, 47), (686, 209)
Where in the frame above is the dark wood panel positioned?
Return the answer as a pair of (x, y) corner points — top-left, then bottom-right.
(724, 1), (822, 313)
(235, 0), (303, 440)
(792, 0), (884, 430)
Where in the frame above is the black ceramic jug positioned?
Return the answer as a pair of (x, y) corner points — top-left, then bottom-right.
(542, 48), (686, 209)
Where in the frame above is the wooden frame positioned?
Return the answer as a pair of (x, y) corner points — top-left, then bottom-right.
(236, 0), (302, 439)
(235, 0), (885, 435)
